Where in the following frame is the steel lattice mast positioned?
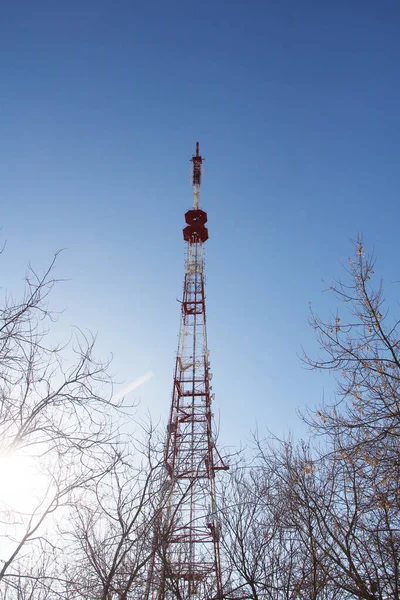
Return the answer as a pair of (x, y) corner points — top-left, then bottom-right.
(145, 143), (228, 600)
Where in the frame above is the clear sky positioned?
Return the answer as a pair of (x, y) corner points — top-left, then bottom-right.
(1, 1), (399, 449)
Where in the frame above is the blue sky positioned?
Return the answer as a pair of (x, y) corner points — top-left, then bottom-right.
(1, 1), (399, 449)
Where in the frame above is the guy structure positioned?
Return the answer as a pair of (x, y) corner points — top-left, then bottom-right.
(145, 143), (228, 599)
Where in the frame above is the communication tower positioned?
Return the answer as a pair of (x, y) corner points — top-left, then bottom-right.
(145, 143), (228, 600)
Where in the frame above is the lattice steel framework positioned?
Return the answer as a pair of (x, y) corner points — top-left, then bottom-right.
(145, 143), (227, 600)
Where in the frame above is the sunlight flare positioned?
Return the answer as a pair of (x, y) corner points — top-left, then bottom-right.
(0, 451), (49, 513)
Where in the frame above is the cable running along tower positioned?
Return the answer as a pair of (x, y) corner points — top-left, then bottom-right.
(146, 143), (227, 600)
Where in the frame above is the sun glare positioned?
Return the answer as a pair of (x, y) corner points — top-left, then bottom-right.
(0, 451), (49, 513)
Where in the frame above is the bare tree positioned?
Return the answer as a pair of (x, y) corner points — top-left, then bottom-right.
(220, 442), (338, 600)
(224, 432), (399, 600)
(303, 237), (400, 501)
(203, 238), (400, 600)
(220, 462), (291, 600)
(277, 439), (400, 600)
(62, 423), (166, 600)
(297, 237), (400, 597)
(0, 254), (125, 593)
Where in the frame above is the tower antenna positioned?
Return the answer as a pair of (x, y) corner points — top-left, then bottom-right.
(191, 141), (204, 209)
(145, 143), (228, 600)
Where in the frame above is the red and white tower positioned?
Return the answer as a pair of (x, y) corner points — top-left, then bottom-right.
(146, 143), (227, 600)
